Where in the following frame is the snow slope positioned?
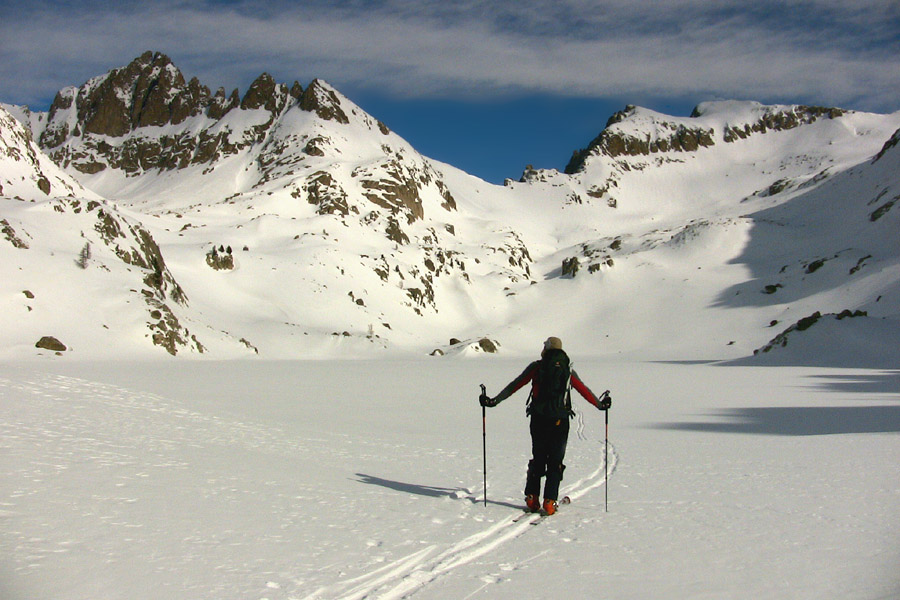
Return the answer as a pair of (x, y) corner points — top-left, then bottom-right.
(1, 359), (897, 599)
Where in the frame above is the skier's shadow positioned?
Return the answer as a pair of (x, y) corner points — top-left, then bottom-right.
(354, 473), (520, 509)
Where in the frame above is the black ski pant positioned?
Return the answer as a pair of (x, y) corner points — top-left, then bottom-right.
(524, 415), (569, 501)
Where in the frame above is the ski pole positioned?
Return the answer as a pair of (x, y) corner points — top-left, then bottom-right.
(480, 384), (488, 507)
(604, 404), (609, 512)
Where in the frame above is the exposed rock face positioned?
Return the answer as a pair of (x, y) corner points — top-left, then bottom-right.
(206, 246), (235, 270)
(873, 128), (900, 163)
(564, 103), (846, 174)
(477, 338), (498, 353)
(562, 256), (580, 277)
(63, 197), (199, 355)
(36, 52), (298, 175)
(566, 106), (716, 173)
(358, 160), (426, 223)
(43, 51), (209, 141)
(303, 171), (351, 216)
(207, 87), (241, 120)
(92, 202), (186, 305)
(300, 79), (349, 124)
(1, 218), (29, 248)
(29, 52), (458, 243)
(754, 310), (867, 355)
(720, 105), (846, 143)
(241, 73), (288, 113)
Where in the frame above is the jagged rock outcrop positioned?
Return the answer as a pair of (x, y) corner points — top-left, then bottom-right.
(42, 51), (208, 141)
(303, 171), (351, 216)
(357, 159), (427, 223)
(1, 218), (29, 248)
(300, 79), (349, 124)
(206, 245), (235, 270)
(241, 73), (289, 113)
(873, 128), (900, 163)
(566, 105), (716, 173)
(34, 52), (300, 175)
(562, 256), (580, 277)
(564, 103), (847, 174)
(719, 105), (845, 143)
(754, 310), (867, 355)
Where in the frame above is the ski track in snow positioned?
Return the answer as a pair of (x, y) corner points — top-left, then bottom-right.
(303, 438), (618, 600)
(0, 370), (618, 600)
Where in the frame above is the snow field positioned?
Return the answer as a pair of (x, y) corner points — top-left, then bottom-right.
(1, 359), (897, 599)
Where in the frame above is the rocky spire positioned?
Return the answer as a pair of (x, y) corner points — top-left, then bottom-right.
(40, 51), (213, 145)
(300, 79), (350, 124)
(240, 72), (290, 113)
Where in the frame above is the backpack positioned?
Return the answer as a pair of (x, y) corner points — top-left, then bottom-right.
(527, 348), (573, 418)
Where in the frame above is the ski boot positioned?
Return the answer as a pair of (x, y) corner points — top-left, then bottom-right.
(542, 498), (558, 516)
(525, 494), (540, 513)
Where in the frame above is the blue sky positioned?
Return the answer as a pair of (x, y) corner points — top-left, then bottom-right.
(2, 0), (899, 183)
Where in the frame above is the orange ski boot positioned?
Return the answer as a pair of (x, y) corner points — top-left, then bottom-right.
(542, 498), (558, 516)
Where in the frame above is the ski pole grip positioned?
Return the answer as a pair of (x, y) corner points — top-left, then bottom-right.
(598, 389), (611, 411)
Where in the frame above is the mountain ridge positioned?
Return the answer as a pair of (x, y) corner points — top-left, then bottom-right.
(2, 52), (899, 361)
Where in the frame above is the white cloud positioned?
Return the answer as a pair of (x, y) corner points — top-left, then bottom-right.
(1, 0), (898, 112)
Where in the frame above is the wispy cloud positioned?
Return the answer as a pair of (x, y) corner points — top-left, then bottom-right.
(2, 0), (898, 111)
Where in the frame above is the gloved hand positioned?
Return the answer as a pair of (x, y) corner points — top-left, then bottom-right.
(597, 392), (612, 411)
(479, 393), (497, 407)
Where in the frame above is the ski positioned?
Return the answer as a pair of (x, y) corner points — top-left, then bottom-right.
(512, 510), (541, 523)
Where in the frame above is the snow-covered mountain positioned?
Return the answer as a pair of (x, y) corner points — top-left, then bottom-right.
(2, 52), (899, 362)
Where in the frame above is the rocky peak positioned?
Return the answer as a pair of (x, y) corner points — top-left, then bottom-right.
(40, 51), (211, 146)
(604, 105), (637, 128)
(240, 72), (291, 113)
(300, 79), (349, 124)
(207, 87), (241, 120)
(565, 105), (715, 173)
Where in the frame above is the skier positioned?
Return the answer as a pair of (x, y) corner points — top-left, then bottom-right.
(480, 337), (610, 515)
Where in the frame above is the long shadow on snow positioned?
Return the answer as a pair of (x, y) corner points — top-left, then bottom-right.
(712, 363), (900, 393)
(808, 370), (900, 395)
(354, 473), (521, 509)
(653, 405), (900, 436)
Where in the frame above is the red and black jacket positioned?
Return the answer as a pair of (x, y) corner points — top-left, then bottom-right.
(491, 355), (603, 414)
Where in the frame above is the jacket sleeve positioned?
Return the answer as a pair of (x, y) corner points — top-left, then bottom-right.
(570, 369), (601, 409)
(492, 361), (539, 404)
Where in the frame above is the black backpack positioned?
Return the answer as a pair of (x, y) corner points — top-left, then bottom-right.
(527, 348), (573, 418)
